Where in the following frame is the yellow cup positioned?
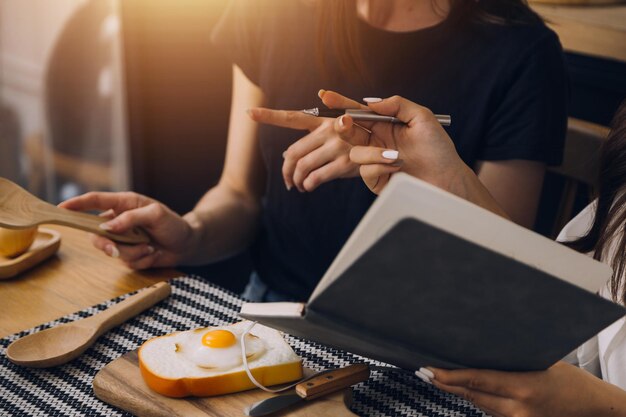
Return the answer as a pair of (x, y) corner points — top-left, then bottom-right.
(0, 227), (38, 258)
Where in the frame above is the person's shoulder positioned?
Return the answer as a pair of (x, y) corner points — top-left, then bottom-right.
(470, 19), (561, 57)
(503, 21), (560, 50)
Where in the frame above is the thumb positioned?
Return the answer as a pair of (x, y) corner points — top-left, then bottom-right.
(334, 115), (369, 145)
(365, 96), (435, 125)
(100, 203), (164, 234)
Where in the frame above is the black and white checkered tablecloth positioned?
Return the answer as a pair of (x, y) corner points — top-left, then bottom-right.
(0, 275), (487, 417)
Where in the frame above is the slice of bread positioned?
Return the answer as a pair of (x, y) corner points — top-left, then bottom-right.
(138, 321), (303, 397)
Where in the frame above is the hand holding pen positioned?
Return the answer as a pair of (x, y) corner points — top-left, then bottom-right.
(344, 95), (465, 195)
(248, 90), (369, 192)
(247, 89), (453, 193)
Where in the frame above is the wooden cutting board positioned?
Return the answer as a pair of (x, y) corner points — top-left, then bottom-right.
(93, 351), (357, 417)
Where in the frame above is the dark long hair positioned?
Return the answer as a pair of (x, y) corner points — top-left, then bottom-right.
(567, 101), (626, 304)
(316, 0), (542, 83)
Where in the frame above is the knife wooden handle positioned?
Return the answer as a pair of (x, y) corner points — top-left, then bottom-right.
(296, 364), (370, 400)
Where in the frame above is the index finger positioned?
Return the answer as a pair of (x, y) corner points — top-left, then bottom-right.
(429, 368), (518, 398)
(248, 107), (321, 131)
(366, 95), (436, 125)
(59, 191), (152, 215)
(349, 145), (399, 165)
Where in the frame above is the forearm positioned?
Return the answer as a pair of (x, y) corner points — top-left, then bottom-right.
(476, 160), (545, 228)
(178, 64), (265, 265)
(590, 380), (626, 417)
(181, 183), (261, 265)
(447, 164), (511, 221)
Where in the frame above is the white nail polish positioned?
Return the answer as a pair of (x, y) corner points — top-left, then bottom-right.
(382, 150), (399, 160)
(363, 97), (382, 103)
(415, 371), (432, 385)
(107, 244), (120, 259)
(419, 367), (435, 379)
(99, 223), (112, 231)
(99, 209), (114, 218)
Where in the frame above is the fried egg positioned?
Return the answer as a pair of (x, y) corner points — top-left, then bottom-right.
(175, 326), (266, 371)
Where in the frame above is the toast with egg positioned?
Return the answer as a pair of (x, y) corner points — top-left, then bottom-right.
(138, 321), (302, 397)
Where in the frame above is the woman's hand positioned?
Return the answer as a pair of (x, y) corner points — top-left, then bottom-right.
(345, 95), (468, 194)
(247, 90), (372, 192)
(59, 192), (197, 269)
(428, 362), (626, 417)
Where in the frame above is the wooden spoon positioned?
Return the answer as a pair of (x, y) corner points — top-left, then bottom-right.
(6, 281), (171, 368)
(0, 178), (149, 244)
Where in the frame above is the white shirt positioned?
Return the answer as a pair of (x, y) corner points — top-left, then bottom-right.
(558, 202), (626, 389)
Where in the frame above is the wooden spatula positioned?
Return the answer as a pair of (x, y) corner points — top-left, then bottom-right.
(0, 177), (149, 244)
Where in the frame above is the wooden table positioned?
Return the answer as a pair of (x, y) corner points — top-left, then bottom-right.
(0, 225), (180, 338)
(531, 3), (626, 62)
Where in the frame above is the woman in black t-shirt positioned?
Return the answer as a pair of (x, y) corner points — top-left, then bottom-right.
(61, 0), (568, 302)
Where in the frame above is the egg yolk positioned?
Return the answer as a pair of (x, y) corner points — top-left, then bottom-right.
(201, 329), (236, 348)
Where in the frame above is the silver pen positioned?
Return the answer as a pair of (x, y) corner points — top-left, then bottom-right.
(302, 108), (451, 126)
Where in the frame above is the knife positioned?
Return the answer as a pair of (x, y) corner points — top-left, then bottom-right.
(245, 363), (370, 417)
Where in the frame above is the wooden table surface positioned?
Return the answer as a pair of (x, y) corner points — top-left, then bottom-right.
(0, 225), (180, 338)
(531, 3), (626, 62)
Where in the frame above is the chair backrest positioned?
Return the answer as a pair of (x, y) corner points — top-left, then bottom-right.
(546, 117), (609, 237)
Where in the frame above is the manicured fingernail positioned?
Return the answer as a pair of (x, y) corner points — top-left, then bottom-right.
(99, 209), (114, 218)
(106, 244), (120, 258)
(415, 370), (432, 384)
(286, 183), (292, 191)
(419, 367), (435, 379)
(318, 89), (326, 99)
(146, 245), (155, 255)
(99, 222), (113, 231)
(339, 115), (345, 127)
(382, 150), (399, 160)
(363, 97), (382, 103)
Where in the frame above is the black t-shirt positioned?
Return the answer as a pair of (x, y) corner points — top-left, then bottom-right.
(212, 0), (568, 301)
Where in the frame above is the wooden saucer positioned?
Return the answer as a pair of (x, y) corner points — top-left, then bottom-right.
(0, 228), (61, 279)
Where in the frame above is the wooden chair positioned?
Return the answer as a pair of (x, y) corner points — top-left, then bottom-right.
(546, 117), (609, 237)
(24, 133), (113, 199)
